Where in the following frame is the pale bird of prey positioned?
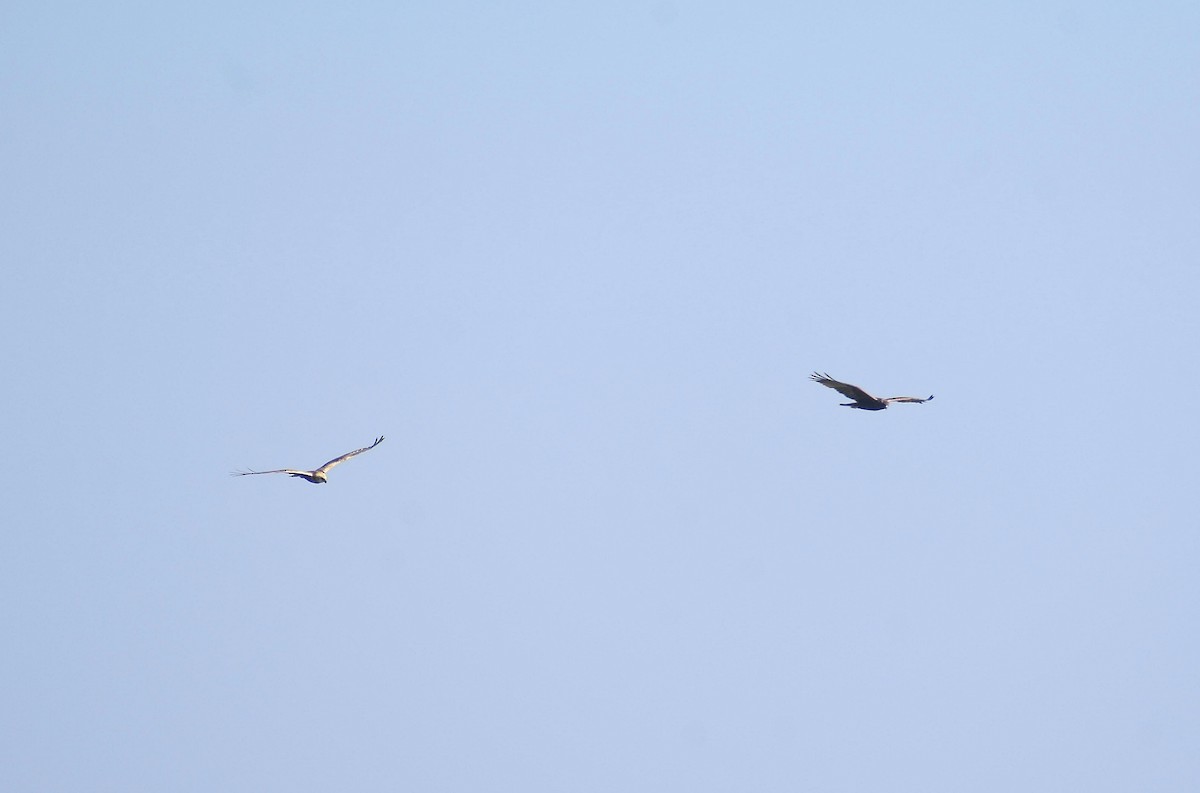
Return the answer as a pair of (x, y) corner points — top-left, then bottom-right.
(232, 436), (385, 483)
(810, 372), (934, 411)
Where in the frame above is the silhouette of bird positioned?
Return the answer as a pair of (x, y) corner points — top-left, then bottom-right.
(810, 373), (933, 411)
(232, 436), (385, 483)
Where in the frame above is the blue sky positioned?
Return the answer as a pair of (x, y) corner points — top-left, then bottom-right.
(3, 2), (1198, 791)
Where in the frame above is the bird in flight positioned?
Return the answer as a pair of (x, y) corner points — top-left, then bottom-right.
(232, 436), (385, 483)
(810, 372), (933, 411)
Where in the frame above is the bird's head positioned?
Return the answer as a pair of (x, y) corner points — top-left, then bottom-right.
(314, 472), (328, 484)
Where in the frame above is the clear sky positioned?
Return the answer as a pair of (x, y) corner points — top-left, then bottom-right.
(3, 2), (1198, 791)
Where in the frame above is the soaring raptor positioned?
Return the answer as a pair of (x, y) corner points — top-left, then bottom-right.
(232, 436), (385, 483)
(810, 373), (933, 411)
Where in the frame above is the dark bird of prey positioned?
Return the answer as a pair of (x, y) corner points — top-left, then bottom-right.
(232, 436), (385, 483)
(810, 372), (933, 411)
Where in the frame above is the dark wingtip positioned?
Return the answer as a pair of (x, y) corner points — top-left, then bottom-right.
(928, 395), (935, 401)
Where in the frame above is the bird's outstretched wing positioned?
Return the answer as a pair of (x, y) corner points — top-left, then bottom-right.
(886, 395), (934, 404)
(314, 436), (385, 475)
(230, 468), (311, 477)
(809, 372), (878, 403)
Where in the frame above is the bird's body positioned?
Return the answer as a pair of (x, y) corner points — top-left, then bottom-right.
(810, 372), (933, 410)
(232, 436), (385, 483)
